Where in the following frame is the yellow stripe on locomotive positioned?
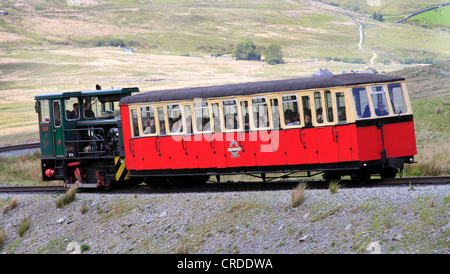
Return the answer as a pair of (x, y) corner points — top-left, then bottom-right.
(115, 157), (130, 181)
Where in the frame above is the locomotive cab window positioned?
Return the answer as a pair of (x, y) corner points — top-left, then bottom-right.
(141, 105), (156, 135)
(282, 94), (300, 127)
(83, 97), (97, 119)
(371, 85), (389, 116)
(37, 100), (50, 123)
(167, 103), (183, 134)
(53, 101), (62, 127)
(251, 97), (269, 129)
(352, 87), (371, 118)
(65, 98), (79, 121)
(388, 83), (407, 114)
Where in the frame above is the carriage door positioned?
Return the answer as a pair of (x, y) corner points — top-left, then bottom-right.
(37, 100), (55, 157)
(52, 100), (64, 157)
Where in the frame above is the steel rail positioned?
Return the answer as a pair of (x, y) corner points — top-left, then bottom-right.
(0, 176), (448, 194)
(0, 142), (40, 153)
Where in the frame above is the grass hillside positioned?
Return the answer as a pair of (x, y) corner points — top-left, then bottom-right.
(0, 0), (449, 178)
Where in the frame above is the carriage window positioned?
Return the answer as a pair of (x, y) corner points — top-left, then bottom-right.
(157, 107), (166, 135)
(352, 87), (371, 118)
(131, 109), (139, 137)
(37, 100), (50, 123)
(212, 103), (221, 132)
(336, 92), (347, 123)
(141, 105), (156, 135)
(223, 99), (239, 130)
(53, 101), (61, 127)
(65, 98), (79, 121)
(282, 95), (300, 127)
(325, 91), (334, 123)
(270, 98), (280, 129)
(252, 97), (269, 128)
(184, 105), (193, 134)
(388, 84), (407, 114)
(241, 101), (249, 130)
(371, 85), (389, 116)
(167, 104), (183, 133)
(314, 92), (324, 124)
(194, 100), (210, 132)
(302, 96), (312, 127)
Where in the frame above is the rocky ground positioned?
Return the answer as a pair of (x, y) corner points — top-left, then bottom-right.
(0, 184), (449, 254)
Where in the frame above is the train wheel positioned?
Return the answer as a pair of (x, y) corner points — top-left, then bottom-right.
(380, 167), (398, 179)
(351, 169), (371, 184)
(323, 172), (341, 184)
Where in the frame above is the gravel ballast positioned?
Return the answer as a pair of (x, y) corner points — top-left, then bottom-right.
(0, 184), (449, 254)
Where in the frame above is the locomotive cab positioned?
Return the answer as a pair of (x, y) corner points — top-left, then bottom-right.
(35, 87), (139, 188)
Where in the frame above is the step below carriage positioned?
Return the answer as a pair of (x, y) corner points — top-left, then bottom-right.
(35, 73), (417, 188)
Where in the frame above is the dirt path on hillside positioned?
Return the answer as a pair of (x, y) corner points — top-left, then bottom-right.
(347, 16), (377, 64)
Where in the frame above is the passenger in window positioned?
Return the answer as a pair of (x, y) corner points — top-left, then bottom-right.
(362, 105), (371, 118)
(67, 103), (79, 120)
(84, 102), (95, 119)
(160, 122), (166, 135)
(225, 114), (235, 130)
(171, 116), (183, 133)
(375, 102), (389, 116)
(316, 107), (324, 123)
(204, 118), (211, 131)
(304, 114), (312, 127)
(144, 119), (156, 134)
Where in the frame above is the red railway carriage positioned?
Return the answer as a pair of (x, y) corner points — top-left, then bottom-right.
(119, 73), (417, 185)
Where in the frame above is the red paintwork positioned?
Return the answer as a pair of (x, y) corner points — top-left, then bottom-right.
(121, 107), (416, 173)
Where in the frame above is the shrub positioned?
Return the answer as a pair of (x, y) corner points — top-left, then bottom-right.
(3, 197), (18, 214)
(263, 44), (284, 65)
(232, 40), (261, 61)
(18, 217), (30, 237)
(329, 180), (342, 194)
(56, 185), (78, 209)
(0, 229), (5, 250)
(292, 182), (307, 208)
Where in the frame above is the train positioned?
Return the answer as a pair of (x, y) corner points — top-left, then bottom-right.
(35, 73), (417, 188)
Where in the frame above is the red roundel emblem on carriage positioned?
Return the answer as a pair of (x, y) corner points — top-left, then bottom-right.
(227, 140), (241, 158)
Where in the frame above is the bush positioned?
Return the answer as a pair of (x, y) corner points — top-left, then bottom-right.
(18, 217), (30, 237)
(56, 185), (78, 209)
(292, 183), (307, 208)
(232, 40), (261, 61)
(263, 44), (284, 65)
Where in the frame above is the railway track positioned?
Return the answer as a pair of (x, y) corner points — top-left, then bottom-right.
(0, 176), (448, 194)
(0, 142), (40, 155)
